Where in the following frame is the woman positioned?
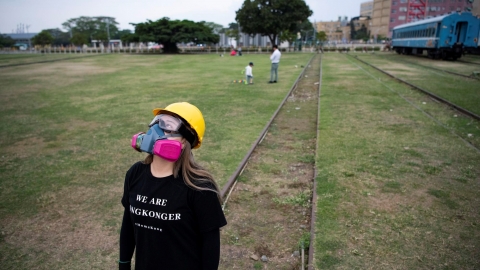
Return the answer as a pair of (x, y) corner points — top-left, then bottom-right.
(120, 102), (227, 270)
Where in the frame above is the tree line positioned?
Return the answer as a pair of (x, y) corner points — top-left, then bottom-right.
(1, 0), (324, 53)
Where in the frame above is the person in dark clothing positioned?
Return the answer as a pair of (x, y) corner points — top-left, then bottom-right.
(120, 102), (227, 270)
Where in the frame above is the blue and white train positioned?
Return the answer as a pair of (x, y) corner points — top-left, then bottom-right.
(391, 12), (480, 60)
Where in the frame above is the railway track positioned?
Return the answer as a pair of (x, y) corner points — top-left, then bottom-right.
(346, 54), (480, 154)
(348, 54), (480, 121)
(369, 54), (480, 80)
(219, 54), (322, 269)
(457, 59), (480, 66)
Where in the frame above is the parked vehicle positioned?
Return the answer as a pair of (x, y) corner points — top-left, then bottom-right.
(391, 12), (480, 60)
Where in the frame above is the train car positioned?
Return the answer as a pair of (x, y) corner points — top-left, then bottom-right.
(391, 12), (480, 60)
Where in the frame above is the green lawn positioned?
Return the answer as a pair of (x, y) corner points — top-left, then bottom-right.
(0, 53), (311, 269)
(353, 53), (480, 116)
(314, 53), (480, 269)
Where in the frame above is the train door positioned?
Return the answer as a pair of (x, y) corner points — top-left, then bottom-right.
(478, 28), (480, 47)
(454, 22), (468, 44)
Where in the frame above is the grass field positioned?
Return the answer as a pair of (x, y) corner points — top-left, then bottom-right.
(1, 51), (479, 269)
(352, 53), (480, 117)
(0, 53), (99, 67)
(314, 53), (480, 269)
(0, 53), (311, 269)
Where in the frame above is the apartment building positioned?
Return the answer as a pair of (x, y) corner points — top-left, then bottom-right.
(370, 0), (392, 38)
(361, 1), (374, 17)
(316, 17), (351, 44)
(388, 0), (475, 36)
(474, 0), (480, 15)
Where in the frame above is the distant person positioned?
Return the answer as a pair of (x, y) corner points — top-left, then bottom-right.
(230, 49), (236, 56)
(238, 46), (242, 56)
(245, 62), (254, 84)
(269, 44), (281, 83)
(120, 102), (227, 270)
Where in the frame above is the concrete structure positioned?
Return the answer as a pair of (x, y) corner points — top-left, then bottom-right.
(316, 17), (351, 44)
(361, 1), (374, 17)
(371, 0), (392, 38)
(371, 0), (476, 38)
(389, 0), (475, 32)
(472, 0), (480, 16)
(3, 33), (37, 48)
(218, 33), (273, 48)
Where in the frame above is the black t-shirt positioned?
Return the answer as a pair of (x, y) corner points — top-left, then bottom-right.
(122, 162), (227, 270)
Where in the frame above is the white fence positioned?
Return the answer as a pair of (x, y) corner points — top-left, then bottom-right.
(0, 44), (386, 55)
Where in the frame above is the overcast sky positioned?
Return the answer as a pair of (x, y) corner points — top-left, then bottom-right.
(0, 0), (366, 34)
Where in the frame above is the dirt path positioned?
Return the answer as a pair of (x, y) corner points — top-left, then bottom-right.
(219, 54), (321, 270)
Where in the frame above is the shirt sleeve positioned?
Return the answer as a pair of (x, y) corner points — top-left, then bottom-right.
(119, 164), (138, 264)
(119, 207), (136, 262)
(201, 229), (221, 270)
(192, 188), (227, 233)
(121, 161), (144, 207)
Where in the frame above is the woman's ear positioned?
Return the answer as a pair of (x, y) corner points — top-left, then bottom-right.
(181, 138), (187, 149)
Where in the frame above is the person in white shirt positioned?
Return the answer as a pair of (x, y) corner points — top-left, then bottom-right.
(245, 62), (254, 84)
(269, 44), (281, 83)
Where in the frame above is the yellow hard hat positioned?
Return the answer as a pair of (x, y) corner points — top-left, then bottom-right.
(153, 102), (205, 149)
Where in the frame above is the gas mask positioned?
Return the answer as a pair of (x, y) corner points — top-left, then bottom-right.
(131, 114), (184, 162)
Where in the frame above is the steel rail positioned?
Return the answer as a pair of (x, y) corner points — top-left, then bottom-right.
(307, 54), (322, 270)
(220, 54), (316, 201)
(371, 54), (480, 80)
(349, 55), (480, 121)
(458, 59), (480, 66)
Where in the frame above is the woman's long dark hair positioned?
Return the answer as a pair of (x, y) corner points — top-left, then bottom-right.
(143, 142), (222, 203)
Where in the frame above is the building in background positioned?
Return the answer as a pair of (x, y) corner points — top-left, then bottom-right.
(316, 17), (351, 44)
(388, 0), (475, 34)
(370, 0), (392, 39)
(474, 0), (480, 15)
(370, 0), (476, 38)
(3, 33), (37, 48)
(217, 33), (273, 48)
(361, 1), (374, 17)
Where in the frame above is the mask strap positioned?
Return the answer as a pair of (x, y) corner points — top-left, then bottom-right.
(178, 125), (196, 148)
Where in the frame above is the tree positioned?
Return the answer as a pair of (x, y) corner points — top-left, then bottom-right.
(62, 16), (119, 45)
(297, 20), (314, 44)
(113, 29), (133, 40)
(120, 32), (139, 46)
(44, 28), (70, 46)
(70, 33), (88, 46)
(278, 30), (296, 48)
(32, 30), (54, 46)
(225, 28), (239, 46)
(132, 17), (219, 53)
(0, 34), (15, 48)
(235, 0), (312, 45)
(316, 31), (327, 45)
(353, 24), (369, 41)
(202, 22), (224, 35)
